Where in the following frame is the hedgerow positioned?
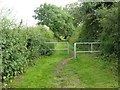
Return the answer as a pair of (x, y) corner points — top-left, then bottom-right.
(72, 2), (118, 75)
(1, 25), (53, 83)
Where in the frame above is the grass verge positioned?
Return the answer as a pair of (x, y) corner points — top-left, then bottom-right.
(60, 53), (118, 88)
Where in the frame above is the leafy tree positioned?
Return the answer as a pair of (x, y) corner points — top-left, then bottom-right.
(67, 2), (116, 42)
(33, 3), (75, 40)
(64, 2), (82, 26)
(97, 3), (119, 60)
(67, 1), (119, 62)
(74, 2), (103, 42)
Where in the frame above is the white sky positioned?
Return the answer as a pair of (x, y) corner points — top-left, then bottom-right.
(0, 0), (78, 26)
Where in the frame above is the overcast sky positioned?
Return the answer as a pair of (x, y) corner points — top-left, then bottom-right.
(0, 0), (78, 26)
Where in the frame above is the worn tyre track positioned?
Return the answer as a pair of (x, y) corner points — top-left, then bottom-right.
(55, 56), (81, 88)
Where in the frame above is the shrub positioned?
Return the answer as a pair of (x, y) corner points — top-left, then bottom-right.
(2, 25), (53, 83)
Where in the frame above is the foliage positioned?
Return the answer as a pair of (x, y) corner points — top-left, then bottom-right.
(98, 4), (119, 60)
(69, 24), (82, 44)
(64, 2), (82, 27)
(33, 3), (75, 40)
(66, 2), (119, 73)
(68, 2), (118, 56)
(79, 2), (103, 42)
(0, 18), (16, 30)
(1, 20), (53, 83)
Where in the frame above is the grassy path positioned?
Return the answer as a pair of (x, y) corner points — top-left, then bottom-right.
(8, 49), (118, 88)
(59, 53), (118, 88)
(8, 50), (71, 88)
(55, 57), (74, 88)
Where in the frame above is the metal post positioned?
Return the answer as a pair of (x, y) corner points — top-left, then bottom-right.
(91, 43), (93, 52)
(74, 43), (77, 59)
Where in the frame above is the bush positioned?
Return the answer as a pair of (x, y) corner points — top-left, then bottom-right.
(2, 25), (53, 82)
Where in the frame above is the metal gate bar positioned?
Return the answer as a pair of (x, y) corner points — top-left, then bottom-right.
(45, 42), (69, 54)
(74, 42), (100, 58)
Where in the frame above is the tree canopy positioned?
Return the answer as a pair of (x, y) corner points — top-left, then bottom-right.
(33, 3), (75, 40)
(66, 2), (119, 61)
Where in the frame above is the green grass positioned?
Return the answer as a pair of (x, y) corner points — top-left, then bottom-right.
(8, 50), (71, 88)
(7, 46), (118, 88)
(60, 53), (118, 88)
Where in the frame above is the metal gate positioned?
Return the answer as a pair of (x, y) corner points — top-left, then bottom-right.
(74, 42), (100, 58)
(45, 42), (69, 54)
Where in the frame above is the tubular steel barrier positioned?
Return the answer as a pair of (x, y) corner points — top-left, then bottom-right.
(74, 42), (100, 58)
(45, 42), (69, 54)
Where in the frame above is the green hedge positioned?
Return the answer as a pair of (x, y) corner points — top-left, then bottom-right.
(2, 25), (53, 82)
